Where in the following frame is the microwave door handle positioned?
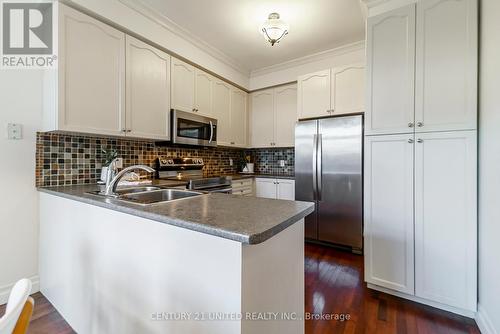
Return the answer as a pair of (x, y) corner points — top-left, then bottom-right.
(209, 121), (214, 143)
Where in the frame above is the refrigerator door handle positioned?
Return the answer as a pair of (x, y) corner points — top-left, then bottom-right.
(312, 134), (318, 200)
(317, 133), (323, 201)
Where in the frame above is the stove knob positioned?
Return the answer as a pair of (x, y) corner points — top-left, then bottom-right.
(161, 159), (167, 165)
(167, 160), (174, 165)
(198, 159), (203, 164)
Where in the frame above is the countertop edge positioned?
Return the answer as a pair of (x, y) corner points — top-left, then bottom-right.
(37, 187), (313, 245)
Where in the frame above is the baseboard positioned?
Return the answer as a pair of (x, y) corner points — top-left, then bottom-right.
(0, 275), (40, 305)
(476, 304), (499, 334)
(367, 283), (476, 318)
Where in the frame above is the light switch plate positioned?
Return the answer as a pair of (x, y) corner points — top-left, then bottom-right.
(115, 158), (123, 169)
(7, 123), (22, 140)
(279, 160), (286, 167)
(229, 158), (233, 166)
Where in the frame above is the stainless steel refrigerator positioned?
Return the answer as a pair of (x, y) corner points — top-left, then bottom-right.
(295, 114), (363, 253)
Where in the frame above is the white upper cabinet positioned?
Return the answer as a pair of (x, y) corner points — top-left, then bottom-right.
(297, 69), (331, 119)
(125, 36), (171, 140)
(250, 84), (297, 148)
(274, 84), (297, 148)
(194, 70), (214, 117)
(230, 88), (248, 147)
(54, 4), (125, 136)
(212, 80), (232, 145)
(250, 89), (275, 148)
(414, 130), (477, 311)
(415, 0), (477, 132)
(331, 64), (365, 115)
(364, 134), (415, 295)
(366, 4), (416, 135)
(171, 57), (195, 113)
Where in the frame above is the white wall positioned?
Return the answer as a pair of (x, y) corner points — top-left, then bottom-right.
(477, 0), (500, 333)
(248, 42), (365, 90)
(0, 70), (43, 303)
(65, 0), (250, 89)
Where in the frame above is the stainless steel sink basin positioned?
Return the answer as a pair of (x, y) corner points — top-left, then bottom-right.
(114, 186), (163, 195)
(119, 189), (202, 205)
(87, 187), (203, 205)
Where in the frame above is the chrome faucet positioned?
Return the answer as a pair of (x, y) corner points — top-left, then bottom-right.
(104, 159), (155, 196)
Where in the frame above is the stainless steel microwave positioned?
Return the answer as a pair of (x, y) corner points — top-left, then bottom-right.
(171, 109), (217, 147)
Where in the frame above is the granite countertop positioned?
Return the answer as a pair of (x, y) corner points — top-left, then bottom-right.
(38, 183), (313, 245)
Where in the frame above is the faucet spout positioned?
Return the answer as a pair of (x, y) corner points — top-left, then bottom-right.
(104, 164), (156, 196)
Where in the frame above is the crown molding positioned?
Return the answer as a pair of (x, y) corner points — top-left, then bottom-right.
(250, 40), (365, 78)
(118, 0), (251, 77)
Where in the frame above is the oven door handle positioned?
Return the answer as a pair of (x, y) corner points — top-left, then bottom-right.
(209, 121), (214, 144)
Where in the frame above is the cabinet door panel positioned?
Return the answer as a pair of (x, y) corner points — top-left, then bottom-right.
(171, 58), (195, 112)
(414, 131), (477, 311)
(230, 89), (247, 147)
(212, 80), (231, 145)
(126, 36), (170, 140)
(274, 84), (297, 147)
(364, 134), (415, 294)
(59, 5), (125, 136)
(195, 70), (213, 117)
(415, 0), (477, 132)
(277, 179), (295, 200)
(331, 64), (365, 115)
(366, 5), (415, 135)
(255, 178), (277, 199)
(297, 70), (331, 119)
(250, 90), (274, 148)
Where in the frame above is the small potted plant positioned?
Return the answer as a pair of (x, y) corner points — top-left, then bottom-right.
(100, 147), (118, 182)
(240, 152), (254, 173)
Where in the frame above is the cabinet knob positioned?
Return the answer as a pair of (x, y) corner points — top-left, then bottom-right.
(417, 122), (423, 127)
(408, 139), (414, 143)
(417, 139), (423, 143)
(231, 141), (235, 145)
(408, 122), (414, 128)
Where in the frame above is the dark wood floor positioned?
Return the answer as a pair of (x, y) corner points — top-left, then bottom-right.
(1, 243), (479, 334)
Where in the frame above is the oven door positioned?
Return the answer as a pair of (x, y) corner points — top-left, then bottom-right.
(172, 109), (217, 147)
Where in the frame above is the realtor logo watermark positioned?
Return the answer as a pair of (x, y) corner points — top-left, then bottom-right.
(1, 0), (57, 68)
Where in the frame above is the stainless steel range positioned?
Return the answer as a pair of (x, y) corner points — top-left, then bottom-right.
(155, 157), (232, 194)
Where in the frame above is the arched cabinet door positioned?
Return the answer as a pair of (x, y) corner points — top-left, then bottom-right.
(415, 0), (477, 133)
(297, 69), (331, 119)
(365, 4), (416, 135)
(331, 64), (365, 115)
(171, 57), (195, 113)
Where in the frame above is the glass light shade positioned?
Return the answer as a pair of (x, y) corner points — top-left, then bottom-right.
(260, 13), (289, 46)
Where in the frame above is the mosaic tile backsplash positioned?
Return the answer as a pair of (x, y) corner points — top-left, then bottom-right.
(35, 132), (295, 187)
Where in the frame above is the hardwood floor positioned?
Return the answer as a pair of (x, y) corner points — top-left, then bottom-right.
(304, 243), (480, 334)
(0, 243), (479, 334)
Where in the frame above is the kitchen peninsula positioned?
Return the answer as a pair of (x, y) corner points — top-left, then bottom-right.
(38, 184), (314, 334)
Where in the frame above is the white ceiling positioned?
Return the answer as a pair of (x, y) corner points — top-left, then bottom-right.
(132, 0), (366, 72)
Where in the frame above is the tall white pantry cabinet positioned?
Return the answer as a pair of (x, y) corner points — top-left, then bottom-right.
(364, 0), (477, 316)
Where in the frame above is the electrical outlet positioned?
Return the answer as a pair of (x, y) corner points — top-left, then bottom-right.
(114, 158), (123, 169)
(229, 158), (233, 166)
(7, 123), (22, 140)
(279, 160), (286, 167)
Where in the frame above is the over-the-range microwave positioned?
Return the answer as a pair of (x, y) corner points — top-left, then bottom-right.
(171, 109), (217, 147)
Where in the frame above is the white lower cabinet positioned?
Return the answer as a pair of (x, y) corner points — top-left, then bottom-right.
(414, 131), (477, 311)
(364, 134), (415, 294)
(364, 131), (477, 314)
(255, 178), (295, 200)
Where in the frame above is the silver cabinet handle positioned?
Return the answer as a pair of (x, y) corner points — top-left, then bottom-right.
(417, 122), (423, 127)
(417, 139), (423, 143)
(408, 122), (414, 128)
(408, 139), (414, 143)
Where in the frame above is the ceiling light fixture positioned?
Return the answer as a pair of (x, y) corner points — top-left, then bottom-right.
(260, 12), (289, 46)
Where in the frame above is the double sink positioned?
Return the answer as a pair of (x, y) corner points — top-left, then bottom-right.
(88, 186), (203, 206)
